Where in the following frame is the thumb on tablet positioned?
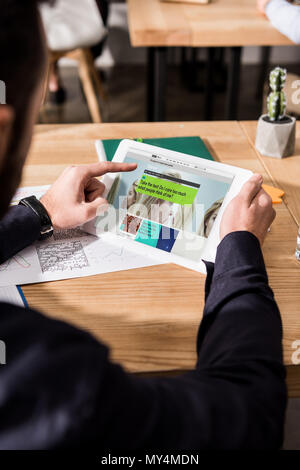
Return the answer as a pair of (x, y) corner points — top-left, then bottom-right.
(239, 174), (263, 206)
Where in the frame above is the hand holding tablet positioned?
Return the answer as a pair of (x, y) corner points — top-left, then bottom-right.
(220, 174), (275, 246)
(84, 139), (253, 273)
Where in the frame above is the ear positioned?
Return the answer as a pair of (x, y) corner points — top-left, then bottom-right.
(0, 105), (14, 169)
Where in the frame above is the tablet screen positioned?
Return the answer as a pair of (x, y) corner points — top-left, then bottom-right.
(107, 146), (234, 262)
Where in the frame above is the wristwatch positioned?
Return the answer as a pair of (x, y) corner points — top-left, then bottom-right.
(19, 195), (53, 240)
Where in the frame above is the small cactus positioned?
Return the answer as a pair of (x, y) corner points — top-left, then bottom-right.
(267, 67), (287, 121)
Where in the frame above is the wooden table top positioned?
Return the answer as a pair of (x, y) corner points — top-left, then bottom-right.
(22, 121), (300, 396)
(127, 0), (294, 47)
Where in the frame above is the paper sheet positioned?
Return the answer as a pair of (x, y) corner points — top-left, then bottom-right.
(0, 286), (26, 307)
(0, 186), (162, 287)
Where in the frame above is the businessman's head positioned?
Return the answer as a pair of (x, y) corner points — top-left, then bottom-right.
(0, 0), (50, 219)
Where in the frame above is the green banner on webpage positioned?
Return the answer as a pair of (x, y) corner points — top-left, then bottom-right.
(136, 174), (198, 205)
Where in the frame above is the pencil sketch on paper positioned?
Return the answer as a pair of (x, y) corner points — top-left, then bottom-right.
(0, 185), (162, 286)
(0, 254), (31, 271)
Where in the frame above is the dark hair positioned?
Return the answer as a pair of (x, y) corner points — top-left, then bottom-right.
(0, 0), (52, 217)
(0, 0), (52, 111)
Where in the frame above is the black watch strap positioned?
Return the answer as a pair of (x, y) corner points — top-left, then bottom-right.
(19, 196), (53, 240)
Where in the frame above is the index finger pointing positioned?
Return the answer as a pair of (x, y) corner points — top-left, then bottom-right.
(84, 162), (137, 178)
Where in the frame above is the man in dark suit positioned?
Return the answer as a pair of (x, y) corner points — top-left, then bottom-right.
(0, 0), (286, 449)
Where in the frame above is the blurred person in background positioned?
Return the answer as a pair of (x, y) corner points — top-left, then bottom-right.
(257, 0), (300, 44)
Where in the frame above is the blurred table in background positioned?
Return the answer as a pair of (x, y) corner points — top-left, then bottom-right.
(22, 121), (300, 396)
(127, 0), (294, 121)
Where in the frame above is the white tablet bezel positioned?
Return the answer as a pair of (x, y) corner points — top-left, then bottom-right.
(97, 139), (253, 274)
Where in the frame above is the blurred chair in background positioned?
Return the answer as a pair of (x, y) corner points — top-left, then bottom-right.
(40, 0), (108, 123)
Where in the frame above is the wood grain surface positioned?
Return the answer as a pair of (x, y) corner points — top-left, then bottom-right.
(21, 121), (300, 395)
(127, 0), (294, 47)
(241, 121), (300, 226)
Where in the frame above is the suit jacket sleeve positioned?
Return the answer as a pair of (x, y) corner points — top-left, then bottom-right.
(0, 205), (41, 264)
(0, 232), (286, 449)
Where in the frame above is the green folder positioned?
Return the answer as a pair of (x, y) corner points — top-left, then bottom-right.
(101, 136), (214, 162)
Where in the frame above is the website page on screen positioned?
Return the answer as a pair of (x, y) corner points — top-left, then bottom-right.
(108, 147), (234, 262)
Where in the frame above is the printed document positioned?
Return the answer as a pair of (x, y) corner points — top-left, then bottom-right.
(0, 186), (162, 286)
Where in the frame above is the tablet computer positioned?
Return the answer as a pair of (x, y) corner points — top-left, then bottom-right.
(84, 139), (252, 273)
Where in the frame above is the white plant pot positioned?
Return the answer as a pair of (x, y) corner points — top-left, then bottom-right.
(255, 114), (296, 159)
